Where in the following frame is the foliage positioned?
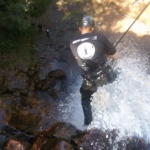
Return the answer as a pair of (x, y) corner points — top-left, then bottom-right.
(28, 0), (52, 17)
(0, 1), (32, 49)
(0, 0), (52, 65)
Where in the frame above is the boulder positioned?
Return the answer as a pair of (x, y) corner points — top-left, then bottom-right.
(30, 122), (78, 150)
(48, 69), (66, 80)
(8, 76), (28, 92)
(36, 77), (56, 90)
(8, 110), (38, 131)
(3, 139), (28, 150)
(47, 88), (58, 100)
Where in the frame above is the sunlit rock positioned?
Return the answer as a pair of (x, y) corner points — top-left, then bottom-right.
(3, 140), (27, 150)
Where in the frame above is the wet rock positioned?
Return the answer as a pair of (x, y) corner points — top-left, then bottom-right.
(20, 96), (29, 107)
(8, 77), (28, 93)
(30, 122), (78, 150)
(20, 97), (41, 108)
(0, 85), (7, 95)
(51, 140), (74, 150)
(0, 122), (35, 150)
(125, 137), (146, 150)
(3, 139), (28, 150)
(7, 71), (29, 94)
(0, 70), (4, 85)
(48, 69), (66, 80)
(80, 129), (117, 150)
(8, 110), (38, 132)
(0, 109), (6, 123)
(31, 73), (41, 84)
(15, 63), (29, 73)
(0, 60), (40, 97)
(28, 89), (38, 98)
(36, 77), (56, 90)
(35, 69), (66, 92)
(47, 88), (58, 100)
(53, 122), (77, 140)
(27, 82), (38, 98)
(35, 80), (44, 90)
(0, 71), (7, 94)
(42, 78), (56, 90)
(71, 130), (87, 146)
(28, 69), (36, 77)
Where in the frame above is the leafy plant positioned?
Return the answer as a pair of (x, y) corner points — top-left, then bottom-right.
(0, 0), (51, 66)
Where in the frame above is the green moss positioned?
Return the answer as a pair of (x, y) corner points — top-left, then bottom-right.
(0, 0), (52, 67)
(1, 27), (36, 68)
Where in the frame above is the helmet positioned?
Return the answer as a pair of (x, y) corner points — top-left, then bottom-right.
(80, 16), (95, 27)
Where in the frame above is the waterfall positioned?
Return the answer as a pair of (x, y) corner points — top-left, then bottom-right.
(88, 43), (150, 143)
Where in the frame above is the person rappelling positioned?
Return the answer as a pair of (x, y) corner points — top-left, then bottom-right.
(70, 16), (119, 125)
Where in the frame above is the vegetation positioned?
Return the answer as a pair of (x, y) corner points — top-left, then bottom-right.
(0, 0), (52, 66)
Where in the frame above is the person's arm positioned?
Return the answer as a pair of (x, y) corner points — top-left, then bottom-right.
(100, 34), (119, 60)
(108, 52), (119, 60)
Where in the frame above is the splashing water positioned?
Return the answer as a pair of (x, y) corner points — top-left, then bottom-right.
(88, 47), (150, 143)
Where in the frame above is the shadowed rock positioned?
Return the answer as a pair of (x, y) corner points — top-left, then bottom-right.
(30, 122), (78, 150)
(8, 110), (38, 132)
(48, 69), (66, 80)
(36, 78), (56, 90)
(47, 88), (58, 100)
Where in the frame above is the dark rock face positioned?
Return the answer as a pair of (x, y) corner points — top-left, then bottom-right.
(0, 122), (35, 150)
(2, 122), (147, 150)
(80, 129), (117, 150)
(30, 122), (78, 150)
(35, 69), (66, 91)
(8, 76), (28, 93)
(8, 110), (38, 131)
(48, 69), (66, 79)
(0, 66), (66, 100)
(35, 69), (66, 100)
(36, 77), (56, 90)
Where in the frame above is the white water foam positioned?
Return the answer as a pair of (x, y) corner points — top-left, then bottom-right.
(88, 48), (150, 143)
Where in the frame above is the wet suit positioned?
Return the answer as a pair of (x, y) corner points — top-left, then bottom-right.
(70, 32), (117, 125)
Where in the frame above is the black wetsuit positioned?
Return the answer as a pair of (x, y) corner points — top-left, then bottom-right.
(70, 32), (117, 125)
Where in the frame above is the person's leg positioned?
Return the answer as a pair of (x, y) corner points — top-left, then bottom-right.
(104, 65), (117, 83)
(80, 86), (95, 125)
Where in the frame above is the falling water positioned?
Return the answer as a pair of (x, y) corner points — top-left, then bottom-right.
(88, 42), (150, 144)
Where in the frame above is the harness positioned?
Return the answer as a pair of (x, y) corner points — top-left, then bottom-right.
(81, 62), (117, 91)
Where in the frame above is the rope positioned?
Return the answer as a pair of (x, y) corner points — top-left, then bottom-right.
(114, 0), (150, 47)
